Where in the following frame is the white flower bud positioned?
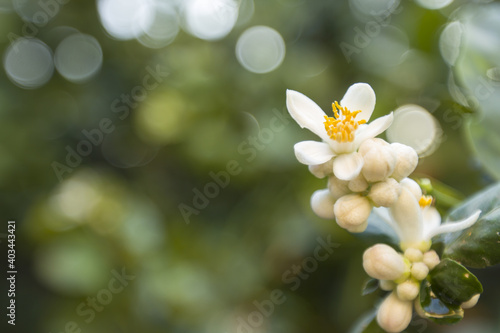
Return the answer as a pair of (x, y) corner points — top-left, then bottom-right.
(396, 280), (420, 301)
(368, 178), (401, 207)
(328, 176), (350, 201)
(379, 280), (396, 291)
(411, 262), (429, 280)
(461, 294), (480, 309)
(390, 143), (419, 181)
(363, 244), (407, 281)
(377, 292), (413, 333)
(348, 173), (368, 193)
(400, 178), (422, 201)
(334, 194), (371, 233)
(359, 138), (397, 182)
(422, 250), (440, 270)
(404, 248), (423, 262)
(308, 159), (333, 179)
(310, 189), (335, 219)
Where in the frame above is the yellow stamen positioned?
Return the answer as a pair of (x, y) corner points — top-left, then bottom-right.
(323, 101), (366, 143)
(419, 195), (433, 208)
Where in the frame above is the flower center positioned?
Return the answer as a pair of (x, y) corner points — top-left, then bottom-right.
(419, 195), (433, 208)
(323, 101), (366, 143)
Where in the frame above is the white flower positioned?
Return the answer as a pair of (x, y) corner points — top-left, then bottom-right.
(373, 181), (481, 251)
(286, 83), (393, 181)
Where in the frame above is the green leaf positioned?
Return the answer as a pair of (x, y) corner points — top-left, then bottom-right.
(361, 278), (379, 296)
(428, 259), (483, 306)
(443, 207), (500, 267)
(447, 182), (500, 221)
(418, 280), (463, 325)
(440, 182), (500, 268)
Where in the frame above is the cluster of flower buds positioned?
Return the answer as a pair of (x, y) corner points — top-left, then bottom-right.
(362, 245), (441, 332)
(286, 83), (483, 333)
(310, 138), (418, 233)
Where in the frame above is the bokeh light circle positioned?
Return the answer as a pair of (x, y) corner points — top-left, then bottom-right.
(387, 104), (442, 156)
(137, 2), (180, 49)
(415, 0), (454, 10)
(183, 0), (239, 41)
(98, 0), (155, 40)
(54, 34), (103, 83)
(3, 38), (54, 89)
(236, 26), (286, 74)
(439, 21), (463, 66)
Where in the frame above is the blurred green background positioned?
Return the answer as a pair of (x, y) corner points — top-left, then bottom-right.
(1, 0), (500, 332)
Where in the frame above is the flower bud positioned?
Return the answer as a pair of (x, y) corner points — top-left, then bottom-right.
(334, 194), (371, 233)
(390, 143), (419, 181)
(359, 138), (397, 182)
(348, 173), (368, 193)
(404, 248), (423, 262)
(368, 178), (401, 207)
(328, 176), (350, 201)
(377, 292), (413, 333)
(308, 159), (333, 179)
(396, 280), (420, 301)
(461, 294), (480, 309)
(310, 189), (335, 219)
(411, 262), (429, 281)
(363, 244), (407, 281)
(400, 178), (422, 201)
(422, 250), (440, 270)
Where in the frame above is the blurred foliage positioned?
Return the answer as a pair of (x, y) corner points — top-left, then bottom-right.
(1, 0), (500, 333)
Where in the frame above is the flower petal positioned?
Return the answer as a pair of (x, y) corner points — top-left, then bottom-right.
(421, 206), (441, 239)
(310, 189), (335, 219)
(370, 207), (403, 241)
(286, 89), (330, 141)
(354, 113), (394, 149)
(425, 210), (481, 240)
(294, 141), (335, 165)
(390, 188), (423, 245)
(340, 83), (376, 122)
(332, 152), (364, 181)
